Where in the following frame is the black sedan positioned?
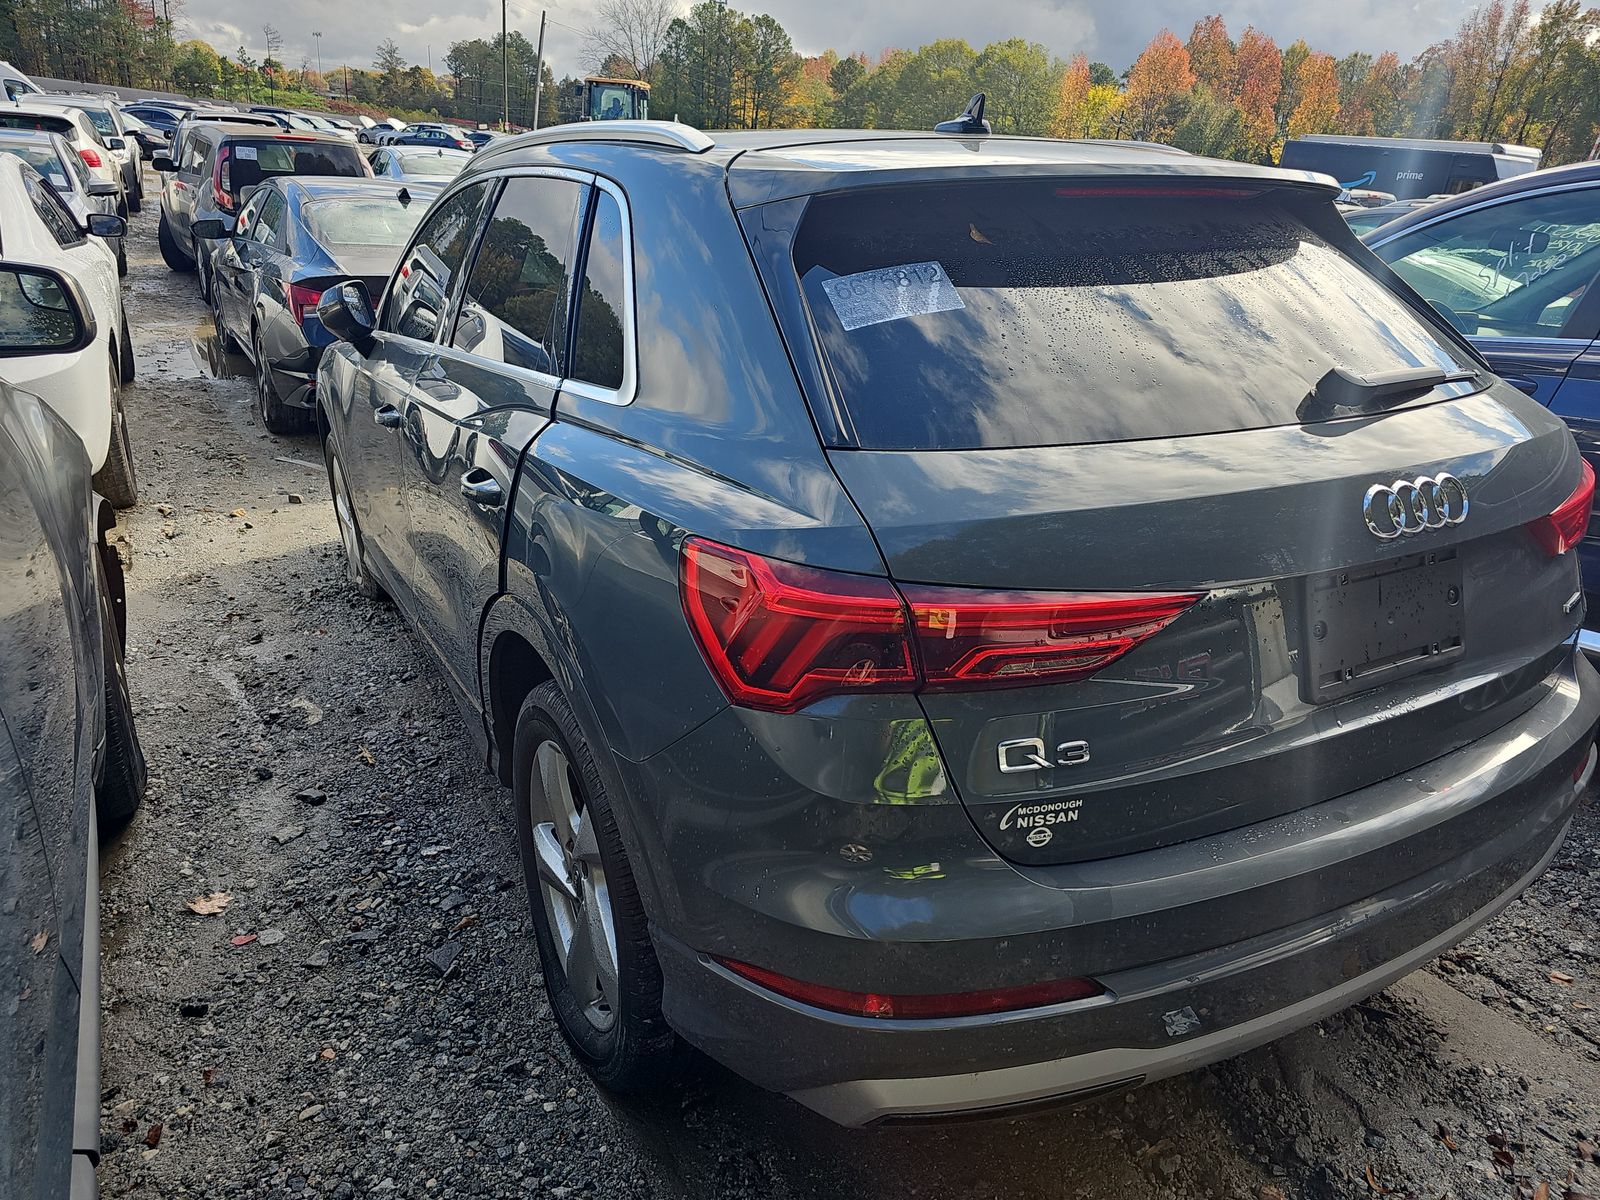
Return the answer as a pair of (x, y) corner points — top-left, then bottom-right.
(0, 266), (146, 1197)
(195, 177), (439, 434)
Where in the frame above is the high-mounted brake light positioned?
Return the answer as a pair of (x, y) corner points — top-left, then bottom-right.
(1528, 459), (1595, 556)
(77, 146), (102, 169)
(1053, 185), (1261, 199)
(288, 282), (325, 326)
(717, 957), (1104, 1019)
(680, 538), (1203, 713)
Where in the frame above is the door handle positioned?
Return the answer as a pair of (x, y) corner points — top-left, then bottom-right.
(460, 469), (503, 506)
(374, 404), (403, 428)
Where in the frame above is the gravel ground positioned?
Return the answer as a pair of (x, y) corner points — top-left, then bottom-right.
(96, 172), (1598, 1200)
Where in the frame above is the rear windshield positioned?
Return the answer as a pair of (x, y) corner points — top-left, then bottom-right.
(222, 139), (366, 195)
(792, 181), (1479, 450)
(75, 108), (117, 136)
(0, 113), (73, 138)
(304, 197), (427, 249)
(0, 142), (70, 190)
(398, 152), (464, 177)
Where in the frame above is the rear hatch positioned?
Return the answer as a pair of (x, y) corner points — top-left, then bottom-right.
(754, 175), (1588, 866)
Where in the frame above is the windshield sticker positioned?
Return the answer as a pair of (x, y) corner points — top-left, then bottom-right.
(234, 145), (258, 161)
(821, 261), (964, 331)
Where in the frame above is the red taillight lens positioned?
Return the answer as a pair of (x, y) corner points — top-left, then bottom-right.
(717, 957), (1103, 1019)
(288, 282), (325, 326)
(680, 538), (1203, 712)
(1528, 459), (1595, 556)
(680, 539), (916, 713)
(212, 147), (234, 211)
(78, 146), (102, 168)
(903, 586), (1201, 691)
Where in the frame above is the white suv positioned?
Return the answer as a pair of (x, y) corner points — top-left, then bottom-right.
(0, 155), (136, 506)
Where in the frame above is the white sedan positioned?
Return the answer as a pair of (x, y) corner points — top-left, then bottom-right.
(0, 155), (137, 506)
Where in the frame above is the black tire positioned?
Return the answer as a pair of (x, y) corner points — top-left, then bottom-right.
(513, 681), (679, 1093)
(95, 540), (146, 833)
(254, 326), (311, 435)
(157, 214), (193, 272)
(323, 434), (386, 600)
(116, 238), (127, 277)
(127, 177), (142, 214)
(93, 356), (138, 509)
(119, 316), (135, 384)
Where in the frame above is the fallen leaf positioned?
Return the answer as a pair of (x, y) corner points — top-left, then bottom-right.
(357, 745), (376, 765)
(1435, 1122), (1460, 1152)
(202, 1066), (215, 1086)
(145, 1123), (163, 1148)
(1577, 1140), (1597, 1163)
(449, 912), (478, 934)
(968, 223), (993, 245)
(1366, 1164), (1392, 1194)
(28, 929), (48, 954)
(1550, 971), (1575, 985)
(1535, 1182), (1550, 1200)
(228, 508), (245, 518)
(230, 934), (257, 947)
(1489, 1132), (1511, 1149)
(186, 892), (232, 917)
(1258, 1188), (1287, 1200)
(1575, 1002), (1593, 1011)
(1494, 1148), (1517, 1169)
(320, 1047), (336, 1060)
(119, 1118), (137, 1133)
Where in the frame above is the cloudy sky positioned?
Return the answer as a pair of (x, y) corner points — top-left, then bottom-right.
(185, 0), (1482, 81)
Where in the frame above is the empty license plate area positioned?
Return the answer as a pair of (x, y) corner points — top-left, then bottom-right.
(1303, 551), (1464, 703)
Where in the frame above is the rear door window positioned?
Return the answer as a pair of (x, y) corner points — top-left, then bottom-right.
(571, 189), (629, 392)
(789, 181), (1480, 450)
(250, 190), (287, 248)
(449, 174), (586, 376)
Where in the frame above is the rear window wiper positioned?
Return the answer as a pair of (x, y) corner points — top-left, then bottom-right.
(1298, 365), (1482, 421)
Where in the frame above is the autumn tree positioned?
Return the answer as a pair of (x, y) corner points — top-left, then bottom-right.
(1287, 51), (1340, 138)
(1051, 53), (1091, 137)
(1233, 26), (1281, 162)
(1186, 14), (1235, 101)
(1123, 29), (1194, 140)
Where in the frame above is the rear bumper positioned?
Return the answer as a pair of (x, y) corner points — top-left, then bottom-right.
(648, 654), (1599, 1125)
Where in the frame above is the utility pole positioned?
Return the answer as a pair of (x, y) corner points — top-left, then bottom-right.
(531, 10), (546, 130)
(312, 31), (322, 84)
(501, 0), (509, 131)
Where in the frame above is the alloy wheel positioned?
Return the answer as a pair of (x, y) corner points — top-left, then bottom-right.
(530, 739), (619, 1033)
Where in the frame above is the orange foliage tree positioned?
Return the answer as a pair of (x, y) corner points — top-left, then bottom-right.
(1187, 14), (1236, 101)
(1123, 29), (1194, 140)
(1233, 26), (1282, 161)
(1287, 51), (1341, 137)
(1051, 52), (1092, 136)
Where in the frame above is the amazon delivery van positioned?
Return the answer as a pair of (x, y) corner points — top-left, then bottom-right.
(1280, 134), (1540, 199)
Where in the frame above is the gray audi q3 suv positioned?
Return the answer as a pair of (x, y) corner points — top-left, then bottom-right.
(311, 119), (1600, 1125)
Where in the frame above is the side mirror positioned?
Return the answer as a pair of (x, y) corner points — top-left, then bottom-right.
(190, 218), (228, 240)
(105, 136), (127, 151)
(87, 212), (127, 239)
(0, 262), (96, 356)
(317, 280), (376, 349)
(87, 180), (119, 197)
(152, 153), (177, 172)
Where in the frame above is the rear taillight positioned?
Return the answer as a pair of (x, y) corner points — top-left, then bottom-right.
(212, 147), (234, 211)
(78, 146), (102, 168)
(680, 538), (1202, 713)
(903, 586), (1203, 691)
(1528, 459), (1595, 556)
(288, 282), (325, 326)
(717, 957), (1103, 1019)
(680, 539), (916, 712)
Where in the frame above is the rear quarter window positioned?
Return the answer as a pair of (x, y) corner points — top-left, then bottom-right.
(790, 181), (1479, 450)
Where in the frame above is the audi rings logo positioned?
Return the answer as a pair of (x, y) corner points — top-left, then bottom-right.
(1362, 474), (1470, 540)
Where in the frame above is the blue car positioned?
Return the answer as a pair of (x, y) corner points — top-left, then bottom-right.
(1365, 160), (1600, 651)
(193, 176), (440, 433)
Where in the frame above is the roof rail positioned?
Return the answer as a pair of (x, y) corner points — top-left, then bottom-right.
(492, 120), (714, 155)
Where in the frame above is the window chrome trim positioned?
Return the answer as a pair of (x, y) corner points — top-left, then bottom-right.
(563, 174), (637, 407)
